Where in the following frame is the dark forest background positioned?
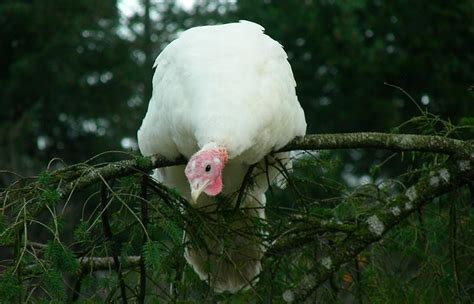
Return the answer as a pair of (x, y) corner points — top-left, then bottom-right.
(2, 0), (472, 181)
(1, 0), (473, 302)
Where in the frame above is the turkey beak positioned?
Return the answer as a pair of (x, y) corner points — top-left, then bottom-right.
(191, 180), (209, 203)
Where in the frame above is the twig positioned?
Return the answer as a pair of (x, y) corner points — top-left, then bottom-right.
(234, 163), (257, 210)
(15, 225), (23, 304)
(57, 155), (186, 201)
(139, 175), (148, 304)
(354, 257), (363, 304)
(268, 218), (357, 256)
(449, 197), (461, 303)
(100, 182), (128, 304)
(384, 82), (424, 114)
(417, 207), (427, 244)
(79, 256), (141, 272)
(329, 274), (339, 301)
(70, 272), (83, 302)
(469, 182), (474, 208)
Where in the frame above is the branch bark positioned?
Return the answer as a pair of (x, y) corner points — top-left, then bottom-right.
(292, 157), (474, 301)
(281, 133), (471, 157)
(55, 132), (472, 201)
(79, 256), (141, 272)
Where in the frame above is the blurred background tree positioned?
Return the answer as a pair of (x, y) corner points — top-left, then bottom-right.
(1, 0), (473, 302)
(2, 0), (472, 185)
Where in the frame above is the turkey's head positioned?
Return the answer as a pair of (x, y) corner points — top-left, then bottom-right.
(185, 145), (228, 203)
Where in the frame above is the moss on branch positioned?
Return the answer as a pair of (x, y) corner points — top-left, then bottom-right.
(79, 256), (141, 273)
(281, 133), (472, 157)
(55, 132), (474, 202)
(293, 156), (474, 301)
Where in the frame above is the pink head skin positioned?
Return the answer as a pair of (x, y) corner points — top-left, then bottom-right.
(184, 146), (228, 203)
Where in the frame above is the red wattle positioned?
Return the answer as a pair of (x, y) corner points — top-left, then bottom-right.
(204, 176), (223, 196)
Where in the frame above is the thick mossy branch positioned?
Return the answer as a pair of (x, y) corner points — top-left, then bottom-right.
(57, 155), (186, 200)
(24, 256), (142, 274)
(56, 133), (473, 201)
(293, 156), (474, 301)
(79, 256), (141, 272)
(281, 133), (472, 157)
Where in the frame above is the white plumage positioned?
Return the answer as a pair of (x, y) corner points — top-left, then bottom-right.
(138, 21), (306, 292)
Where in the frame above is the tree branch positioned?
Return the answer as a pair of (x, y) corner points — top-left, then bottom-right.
(24, 256), (142, 274)
(292, 157), (474, 301)
(79, 256), (141, 272)
(100, 182), (128, 304)
(280, 133), (472, 157)
(139, 175), (148, 304)
(53, 133), (472, 202)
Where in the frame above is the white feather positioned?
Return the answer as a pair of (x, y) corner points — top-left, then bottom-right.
(137, 20), (306, 292)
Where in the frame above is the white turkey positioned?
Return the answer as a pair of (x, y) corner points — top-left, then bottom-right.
(137, 20), (306, 293)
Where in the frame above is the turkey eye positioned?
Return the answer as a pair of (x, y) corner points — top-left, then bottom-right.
(205, 164), (211, 172)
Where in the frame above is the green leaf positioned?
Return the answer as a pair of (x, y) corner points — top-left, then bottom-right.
(0, 215), (14, 245)
(459, 116), (474, 126)
(370, 164), (381, 176)
(142, 240), (162, 271)
(38, 171), (54, 186)
(135, 155), (152, 168)
(44, 241), (79, 273)
(79, 274), (98, 295)
(74, 221), (91, 243)
(163, 221), (182, 244)
(459, 117), (474, 133)
(39, 188), (60, 207)
(0, 271), (21, 301)
(41, 269), (65, 301)
(390, 127), (400, 134)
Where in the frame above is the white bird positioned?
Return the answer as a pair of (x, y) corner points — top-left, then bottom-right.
(137, 20), (306, 293)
